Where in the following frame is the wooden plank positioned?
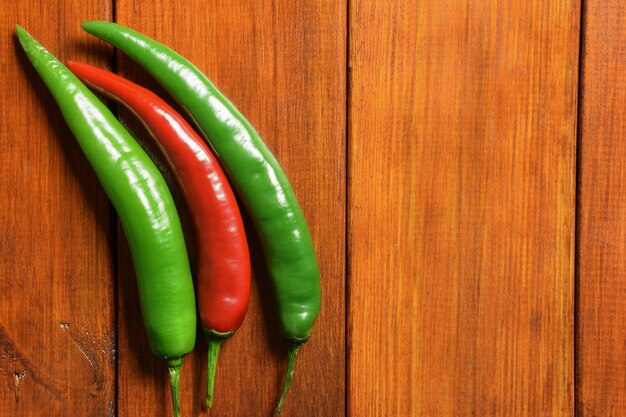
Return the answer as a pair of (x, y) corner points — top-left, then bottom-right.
(114, 1), (346, 416)
(577, 1), (626, 415)
(348, 1), (579, 416)
(0, 2), (115, 417)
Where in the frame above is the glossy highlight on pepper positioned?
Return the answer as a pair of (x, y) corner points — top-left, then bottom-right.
(67, 61), (251, 409)
(15, 26), (196, 417)
(81, 21), (322, 412)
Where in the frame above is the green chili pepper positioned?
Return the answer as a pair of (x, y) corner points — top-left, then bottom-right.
(16, 25), (196, 417)
(81, 21), (322, 412)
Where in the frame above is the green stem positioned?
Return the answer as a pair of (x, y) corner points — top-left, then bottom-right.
(167, 357), (184, 417)
(203, 329), (232, 409)
(275, 342), (303, 414)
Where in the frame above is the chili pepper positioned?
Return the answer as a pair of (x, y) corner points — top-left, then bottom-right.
(15, 26), (196, 417)
(67, 61), (251, 409)
(81, 21), (322, 413)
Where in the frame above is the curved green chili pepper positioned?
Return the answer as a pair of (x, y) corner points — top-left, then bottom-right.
(16, 25), (196, 417)
(81, 21), (321, 412)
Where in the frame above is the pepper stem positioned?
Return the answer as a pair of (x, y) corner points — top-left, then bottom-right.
(275, 342), (303, 414)
(203, 329), (233, 409)
(167, 357), (184, 417)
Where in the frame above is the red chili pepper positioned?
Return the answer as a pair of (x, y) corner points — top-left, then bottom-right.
(66, 61), (251, 408)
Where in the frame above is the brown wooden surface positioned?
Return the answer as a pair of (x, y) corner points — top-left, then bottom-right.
(4, 0), (626, 416)
(577, 1), (626, 415)
(114, 1), (346, 417)
(0, 2), (116, 417)
(348, 1), (579, 416)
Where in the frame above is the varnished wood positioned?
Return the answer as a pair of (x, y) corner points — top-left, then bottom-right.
(9, 1), (626, 416)
(348, 1), (579, 416)
(0, 2), (115, 416)
(577, 1), (626, 414)
(114, 1), (347, 416)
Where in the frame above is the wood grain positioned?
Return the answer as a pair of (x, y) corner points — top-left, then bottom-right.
(13, 1), (626, 416)
(114, 1), (346, 416)
(348, 1), (579, 416)
(0, 2), (115, 416)
(577, 1), (626, 415)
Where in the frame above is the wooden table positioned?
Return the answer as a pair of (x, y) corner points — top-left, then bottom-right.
(1, 1), (623, 416)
